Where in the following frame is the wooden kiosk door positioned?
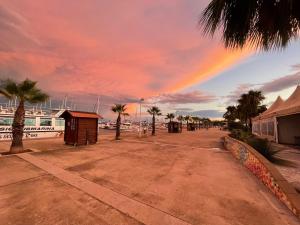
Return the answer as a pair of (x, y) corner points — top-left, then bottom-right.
(65, 118), (77, 144)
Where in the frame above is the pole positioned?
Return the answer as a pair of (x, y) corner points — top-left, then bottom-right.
(139, 98), (144, 137)
(96, 97), (100, 114)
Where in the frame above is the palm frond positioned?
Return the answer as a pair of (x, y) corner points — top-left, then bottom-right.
(0, 89), (12, 99)
(25, 89), (49, 103)
(19, 79), (37, 94)
(111, 104), (127, 113)
(0, 79), (19, 97)
(200, 0), (300, 50)
(147, 106), (162, 116)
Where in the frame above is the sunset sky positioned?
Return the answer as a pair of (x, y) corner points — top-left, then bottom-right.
(1, 0), (300, 119)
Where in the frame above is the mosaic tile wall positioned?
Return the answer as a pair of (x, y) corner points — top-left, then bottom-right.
(224, 136), (300, 218)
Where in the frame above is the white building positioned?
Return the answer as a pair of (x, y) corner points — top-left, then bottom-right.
(252, 86), (300, 145)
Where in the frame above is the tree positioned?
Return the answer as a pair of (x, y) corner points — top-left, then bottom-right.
(192, 116), (200, 129)
(0, 79), (48, 153)
(184, 115), (191, 130)
(177, 115), (184, 123)
(147, 106), (162, 135)
(236, 90), (266, 129)
(200, 0), (300, 50)
(165, 113), (175, 122)
(223, 106), (237, 122)
(111, 104), (127, 140)
(201, 118), (211, 129)
(177, 115), (184, 131)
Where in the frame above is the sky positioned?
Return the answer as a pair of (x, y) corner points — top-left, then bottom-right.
(0, 0), (300, 119)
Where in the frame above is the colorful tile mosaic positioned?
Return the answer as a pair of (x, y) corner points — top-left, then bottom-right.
(224, 136), (300, 218)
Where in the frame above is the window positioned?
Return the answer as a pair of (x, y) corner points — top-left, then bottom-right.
(25, 118), (36, 126)
(252, 123), (260, 134)
(0, 117), (13, 126)
(268, 121), (274, 136)
(55, 118), (65, 126)
(261, 122), (268, 135)
(40, 118), (52, 126)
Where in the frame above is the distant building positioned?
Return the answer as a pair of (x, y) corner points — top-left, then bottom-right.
(252, 86), (300, 145)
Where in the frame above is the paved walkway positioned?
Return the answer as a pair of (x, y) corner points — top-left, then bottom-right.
(271, 143), (300, 192)
(1, 129), (299, 225)
(18, 153), (190, 225)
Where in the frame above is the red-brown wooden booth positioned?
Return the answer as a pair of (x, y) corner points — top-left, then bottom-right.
(60, 111), (101, 146)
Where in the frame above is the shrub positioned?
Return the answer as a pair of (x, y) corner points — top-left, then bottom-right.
(229, 129), (252, 141)
(229, 130), (295, 166)
(228, 121), (245, 131)
(245, 137), (294, 166)
(246, 137), (270, 157)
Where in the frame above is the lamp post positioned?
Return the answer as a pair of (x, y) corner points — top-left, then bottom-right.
(139, 98), (144, 137)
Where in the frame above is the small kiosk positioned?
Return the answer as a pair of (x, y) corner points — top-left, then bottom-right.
(187, 123), (196, 131)
(168, 121), (182, 133)
(60, 110), (101, 146)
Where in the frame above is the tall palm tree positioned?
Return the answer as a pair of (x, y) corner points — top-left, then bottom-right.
(0, 79), (48, 153)
(165, 113), (175, 122)
(147, 106), (162, 135)
(111, 104), (127, 140)
(200, 0), (300, 50)
(192, 116), (200, 129)
(235, 90), (266, 129)
(223, 106), (237, 122)
(177, 115), (184, 132)
(184, 115), (191, 130)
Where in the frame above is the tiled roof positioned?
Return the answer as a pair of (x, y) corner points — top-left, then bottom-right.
(60, 110), (102, 119)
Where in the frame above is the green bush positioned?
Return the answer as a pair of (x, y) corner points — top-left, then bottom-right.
(228, 121), (245, 131)
(229, 129), (252, 141)
(246, 137), (270, 157)
(229, 130), (295, 166)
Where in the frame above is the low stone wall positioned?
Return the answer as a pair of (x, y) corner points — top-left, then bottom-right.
(224, 136), (300, 218)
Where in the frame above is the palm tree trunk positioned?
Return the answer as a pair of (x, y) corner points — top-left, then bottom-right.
(116, 114), (121, 140)
(152, 115), (155, 135)
(10, 99), (25, 153)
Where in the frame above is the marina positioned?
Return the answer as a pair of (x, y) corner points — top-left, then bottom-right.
(0, 1), (300, 224)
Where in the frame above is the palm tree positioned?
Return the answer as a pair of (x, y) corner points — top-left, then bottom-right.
(111, 104), (127, 140)
(223, 106), (237, 122)
(177, 115), (184, 132)
(147, 106), (162, 135)
(200, 0), (300, 50)
(165, 113), (175, 123)
(237, 90), (266, 129)
(192, 116), (200, 129)
(0, 79), (48, 153)
(184, 115), (191, 130)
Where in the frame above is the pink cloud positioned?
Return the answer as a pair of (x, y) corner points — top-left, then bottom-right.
(0, 0), (249, 115)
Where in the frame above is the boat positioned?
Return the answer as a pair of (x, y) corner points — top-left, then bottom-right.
(100, 121), (133, 130)
(0, 106), (65, 141)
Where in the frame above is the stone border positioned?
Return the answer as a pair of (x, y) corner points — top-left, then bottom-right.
(224, 136), (300, 218)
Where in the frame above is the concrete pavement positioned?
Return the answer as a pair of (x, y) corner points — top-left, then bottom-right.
(0, 128), (299, 225)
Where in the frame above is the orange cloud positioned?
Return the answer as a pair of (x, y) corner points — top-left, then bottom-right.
(0, 0), (252, 117)
(172, 47), (252, 92)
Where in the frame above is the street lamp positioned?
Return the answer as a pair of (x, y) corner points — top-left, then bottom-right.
(139, 98), (144, 137)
